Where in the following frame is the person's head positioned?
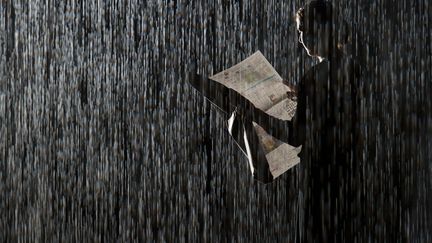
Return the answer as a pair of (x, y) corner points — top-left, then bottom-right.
(296, 1), (339, 60)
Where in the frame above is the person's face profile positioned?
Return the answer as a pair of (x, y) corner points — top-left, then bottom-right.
(298, 28), (316, 56)
(296, 18), (317, 57)
(296, 18), (330, 59)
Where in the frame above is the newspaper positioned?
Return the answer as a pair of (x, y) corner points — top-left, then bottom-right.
(210, 51), (301, 179)
(253, 122), (301, 178)
(209, 51), (297, 121)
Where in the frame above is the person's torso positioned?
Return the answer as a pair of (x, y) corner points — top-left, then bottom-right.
(301, 57), (360, 164)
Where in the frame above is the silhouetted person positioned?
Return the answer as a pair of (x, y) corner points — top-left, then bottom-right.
(192, 0), (362, 241)
(290, 1), (363, 242)
(190, 1), (363, 237)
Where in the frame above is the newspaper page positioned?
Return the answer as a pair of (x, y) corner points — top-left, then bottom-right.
(210, 51), (302, 179)
(209, 51), (297, 121)
(253, 122), (301, 178)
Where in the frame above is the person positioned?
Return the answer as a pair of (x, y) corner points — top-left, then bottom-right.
(193, 0), (363, 240)
(290, 1), (363, 241)
(190, 1), (363, 235)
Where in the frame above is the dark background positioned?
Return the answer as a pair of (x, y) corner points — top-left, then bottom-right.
(0, 0), (431, 242)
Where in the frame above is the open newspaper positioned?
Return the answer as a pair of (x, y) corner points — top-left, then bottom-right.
(209, 51), (301, 179)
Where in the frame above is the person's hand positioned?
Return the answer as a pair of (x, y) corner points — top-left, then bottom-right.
(282, 79), (298, 101)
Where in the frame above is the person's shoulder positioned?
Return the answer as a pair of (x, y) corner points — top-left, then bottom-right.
(303, 60), (328, 76)
(304, 60), (330, 83)
(299, 61), (329, 96)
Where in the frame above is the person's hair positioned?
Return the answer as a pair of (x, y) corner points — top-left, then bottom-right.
(296, 1), (350, 48)
(295, 1), (333, 33)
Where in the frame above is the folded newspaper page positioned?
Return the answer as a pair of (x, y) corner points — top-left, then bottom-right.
(209, 51), (297, 120)
(210, 51), (302, 179)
